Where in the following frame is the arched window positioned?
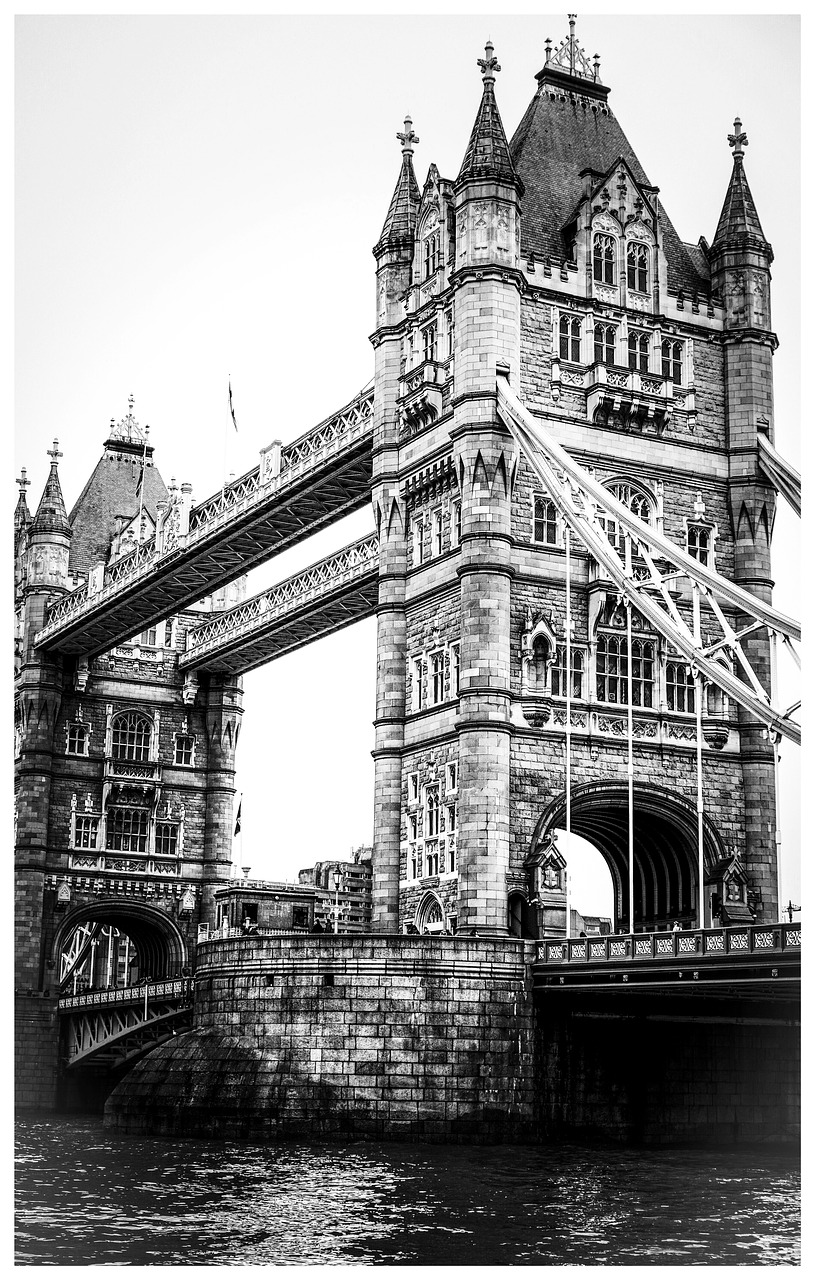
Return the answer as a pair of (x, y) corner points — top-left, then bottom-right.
(596, 481), (654, 554)
(111, 711), (152, 762)
(628, 331), (650, 373)
(596, 635), (655, 707)
(594, 323), (616, 365)
(666, 661), (696, 713)
(416, 893), (445, 934)
(66, 723), (88, 756)
(174, 734), (194, 766)
(592, 233), (616, 285)
(105, 806), (149, 852)
(687, 524), (712, 567)
(551, 647), (584, 699)
(533, 495), (559, 545)
(627, 242), (649, 292)
(425, 785), (440, 837)
(661, 339), (683, 385)
(559, 314), (581, 363)
(423, 232), (439, 279)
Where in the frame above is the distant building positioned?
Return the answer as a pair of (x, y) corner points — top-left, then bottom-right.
(570, 909), (612, 937)
(210, 880), (315, 936)
(298, 847), (373, 933)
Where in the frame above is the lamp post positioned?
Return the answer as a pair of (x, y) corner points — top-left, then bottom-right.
(333, 867), (342, 934)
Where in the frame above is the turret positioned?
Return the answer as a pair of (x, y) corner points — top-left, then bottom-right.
(711, 118), (778, 920)
(14, 468), (32, 600)
(26, 441), (72, 596)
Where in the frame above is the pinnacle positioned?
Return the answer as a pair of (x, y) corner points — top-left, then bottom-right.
(376, 121), (421, 251)
(711, 119), (768, 252)
(457, 41), (520, 189)
(31, 441), (72, 538)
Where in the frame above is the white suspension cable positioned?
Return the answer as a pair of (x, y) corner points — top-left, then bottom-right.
(565, 522), (572, 938)
(625, 534), (634, 933)
(693, 584), (705, 930)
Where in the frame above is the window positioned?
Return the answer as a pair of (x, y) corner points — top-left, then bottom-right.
(447, 833), (456, 873)
(174, 735), (194, 766)
(559, 315), (581, 362)
(423, 324), (437, 363)
(628, 331), (650, 373)
(627, 242), (649, 292)
(661, 339), (683, 385)
(140, 627), (158, 648)
(412, 518), (424, 567)
(66, 723), (88, 756)
(106, 807), (149, 852)
(425, 786), (440, 837)
(533, 495), (559, 545)
(666, 662), (696, 714)
(432, 509), (443, 557)
(594, 323), (616, 366)
(451, 500), (462, 547)
(551, 647), (585, 699)
(687, 524), (711, 566)
(425, 842), (439, 877)
(446, 803), (457, 834)
(73, 815), (99, 849)
(596, 635), (655, 707)
(423, 232), (439, 279)
(597, 482), (653, 554)
(164, 620), (174, 647)
(446, 309), (455, 358)
(408, 772), (419, 805)
(111, 712), (152, 762)
(450, 644), (460, 697)
(408, 813), (418, 842)
(155, 821), (179, 858)
(446, 761), (458, 793)
(593, 233), (616, 285)
(431, 652), (445, 705)
(412, 659), (424, 711)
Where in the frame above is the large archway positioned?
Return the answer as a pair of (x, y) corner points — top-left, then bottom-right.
(531, 783), (728, 932)
(51, 900), (189, 992)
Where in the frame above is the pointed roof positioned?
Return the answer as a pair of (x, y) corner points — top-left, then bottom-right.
(457, 41), (520, 189)
(376, 116), (421, 251)
(509, 20), (709, 296)
(31, 442), (72, 538)
(14, 468), (31, 540)
(68, 399), (168, 575)
(711, 118), (770, 255)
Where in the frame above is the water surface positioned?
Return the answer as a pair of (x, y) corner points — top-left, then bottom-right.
(15, 1116), (799, 1266)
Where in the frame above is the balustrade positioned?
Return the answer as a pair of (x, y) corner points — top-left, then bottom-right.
(536, 921), (801, 965)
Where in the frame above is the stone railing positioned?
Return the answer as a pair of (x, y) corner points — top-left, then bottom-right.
(182, 533), (378, 665)
(536, 921), (801, 965)
(37, 387), (374, 641)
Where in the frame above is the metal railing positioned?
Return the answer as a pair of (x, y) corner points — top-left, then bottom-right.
(535, 922), (801, 965)
(58, 977), (193, 1011)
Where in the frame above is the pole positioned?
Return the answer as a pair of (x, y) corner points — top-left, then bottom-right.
(770, 629), (783, 916)
(693, 584), (705, 929)
(565, 522), (572, 939)
(625, 535), (634, 934)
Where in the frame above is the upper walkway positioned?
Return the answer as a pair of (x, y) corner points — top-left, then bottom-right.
(35, 388), (374, 657)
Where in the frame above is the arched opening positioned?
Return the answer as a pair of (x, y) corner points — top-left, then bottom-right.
(52, 901), (188, 994)
(414, 891), (445, 935)
(531, 783), (727, 932)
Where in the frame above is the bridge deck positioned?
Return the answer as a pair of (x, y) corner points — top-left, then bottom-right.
(179, 534), (379, 675)
(35, 390), (374, 657)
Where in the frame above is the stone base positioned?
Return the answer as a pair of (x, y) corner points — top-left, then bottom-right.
(105, 935), (536, 1143)
(15, 994), (60, 1111)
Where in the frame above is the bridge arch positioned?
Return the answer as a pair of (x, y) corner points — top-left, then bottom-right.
(51, 899), (189, 988)
(530, 782), (728, 931)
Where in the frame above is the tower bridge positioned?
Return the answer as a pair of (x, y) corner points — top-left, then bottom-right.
(15, 19), (800, 1144)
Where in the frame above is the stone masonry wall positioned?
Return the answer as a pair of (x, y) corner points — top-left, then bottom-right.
(15, 995), (60, 1110)
(105, 935), (536, 1143)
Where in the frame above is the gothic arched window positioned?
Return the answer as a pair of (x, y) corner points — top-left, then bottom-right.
(628, 331), (650, 373)
(594, 323), (616, 365)
(666, 661), (696, 713)
(627, 242), (649, 292)
(661, 339), (684, 385)
(423, 232), (439, 279)
(593, 233), (616, 285)
(111, 711), (152, 762)
(533, 495), (559, 545)
(559, 314), (581, 363)
(596, 635), (655, 707)
(596, 481), (654, 554)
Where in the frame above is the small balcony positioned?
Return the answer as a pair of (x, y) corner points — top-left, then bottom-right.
(554, 362), (695, 433)
(104, 757), (163, 785)
(399, 359), (444, 433)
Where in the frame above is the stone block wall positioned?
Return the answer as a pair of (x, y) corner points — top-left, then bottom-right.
(15, 995), (60, 1110)
(105, 934), (536, 1142)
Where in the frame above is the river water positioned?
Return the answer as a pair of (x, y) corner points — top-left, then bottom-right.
(15, 1115), (799, 1266)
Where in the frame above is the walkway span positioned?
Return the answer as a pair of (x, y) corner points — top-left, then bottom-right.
(34, 389), (374, 657)
(179, 534), (379, 675)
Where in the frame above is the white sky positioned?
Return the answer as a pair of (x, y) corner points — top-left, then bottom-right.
(14, 11), (801, 917)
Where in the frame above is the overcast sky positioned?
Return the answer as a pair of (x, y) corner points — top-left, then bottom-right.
(15, 11), (801, 915)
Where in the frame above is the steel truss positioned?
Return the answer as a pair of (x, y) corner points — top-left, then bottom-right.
(180, 534), (379, 674)
(496, 375), (800, 746)
(60, 979), (193, 1068)
(757, 434), (801, 518)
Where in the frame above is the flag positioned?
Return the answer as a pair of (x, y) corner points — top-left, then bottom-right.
(228, 379), (239, 432)
(234, 797), (242, 836)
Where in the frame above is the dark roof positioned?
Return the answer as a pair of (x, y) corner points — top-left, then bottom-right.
(711, 155), (768, 254)
(509, 73), (710, 296)
(31, 462), (72, 539)
(457, 77), (520, 188)
(376, 153), (420, 250)
(68, 447), (168, 576)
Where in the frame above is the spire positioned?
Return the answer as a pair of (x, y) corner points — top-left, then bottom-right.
(376, 115), (421, 251)
(15, 467), (31, 537)
(457, 40), (520, 189)
(104, 394), (153, 458)
(541, 14), (604, 86)
(31, 440), (72, 538)
(711, 118), (769, 253)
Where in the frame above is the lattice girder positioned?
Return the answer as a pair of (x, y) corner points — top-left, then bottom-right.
(497, 375), (800, 745)
(180, 534), (379, 675)
(35, 389), (374, 657)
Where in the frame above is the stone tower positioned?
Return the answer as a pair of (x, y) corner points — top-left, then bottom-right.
(14, 404), (244, 1108)
(370, 21), (779, 937)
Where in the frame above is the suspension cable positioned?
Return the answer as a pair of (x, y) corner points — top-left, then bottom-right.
(626, 534), (635, 933)
(565, 521), (572, 938)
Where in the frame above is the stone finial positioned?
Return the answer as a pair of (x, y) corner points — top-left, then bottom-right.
(543, 15), (598, 82)
(477, 38), (501, 82)
(693, 493), (707, 520)
(47, 439), (62, 465)
(396, 114), (419, 156)
(727, 117), (748, 161)
(16, 467), (30, 494)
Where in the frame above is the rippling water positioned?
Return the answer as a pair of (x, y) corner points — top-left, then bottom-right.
(15, 1116), (799, 1266)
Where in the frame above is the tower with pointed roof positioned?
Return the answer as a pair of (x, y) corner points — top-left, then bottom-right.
(369, 18), (782, 939)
